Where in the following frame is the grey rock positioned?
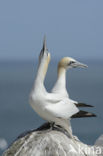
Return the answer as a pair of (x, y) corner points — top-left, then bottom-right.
(2, 123), (101, 156)
(94, 135), (103, 156)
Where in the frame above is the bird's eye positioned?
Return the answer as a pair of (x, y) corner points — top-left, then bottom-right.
(71, 61), (75, 63)
(69, 61), (75, 65)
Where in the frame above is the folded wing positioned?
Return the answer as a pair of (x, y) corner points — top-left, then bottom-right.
(45, 98), (79, 119)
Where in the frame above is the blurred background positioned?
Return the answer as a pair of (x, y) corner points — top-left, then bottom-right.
(0, 0), (103, 155)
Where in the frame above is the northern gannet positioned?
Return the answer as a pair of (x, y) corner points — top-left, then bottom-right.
(29, 39), (79, 137)
(52, 57), (96, 118)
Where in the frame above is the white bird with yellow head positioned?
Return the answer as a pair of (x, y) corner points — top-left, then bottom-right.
(51, 56), (96, 111)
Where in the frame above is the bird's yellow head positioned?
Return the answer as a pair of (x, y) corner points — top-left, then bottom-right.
(58, 57), (88, 69)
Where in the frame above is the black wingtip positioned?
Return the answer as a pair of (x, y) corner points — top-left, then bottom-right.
(72, 110), (97, 118)
(76, 103), (94, 108)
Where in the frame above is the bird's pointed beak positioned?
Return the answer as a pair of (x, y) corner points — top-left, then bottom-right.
(42, 35), (47, 52)
(39, 36), (49, 61)
(74, 61), (88, 68)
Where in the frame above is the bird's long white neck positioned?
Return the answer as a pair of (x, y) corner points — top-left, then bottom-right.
(33, 57), (50, 92)
(36, 62), (47, 83)
(57, 67), (66, 89)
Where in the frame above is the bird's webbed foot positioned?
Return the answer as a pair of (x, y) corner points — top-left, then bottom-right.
(52, 124), (71, 138)
(49, 122), (55, 130)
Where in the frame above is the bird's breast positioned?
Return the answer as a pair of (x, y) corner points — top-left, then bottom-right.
(29, 91), (47, 109)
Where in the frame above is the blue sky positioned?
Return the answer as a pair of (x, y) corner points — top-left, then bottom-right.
(0, 0), (102, 60)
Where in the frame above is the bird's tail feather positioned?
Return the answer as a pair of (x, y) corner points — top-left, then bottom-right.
(72, 110), (96, 118)
(76, 103), (94, 107)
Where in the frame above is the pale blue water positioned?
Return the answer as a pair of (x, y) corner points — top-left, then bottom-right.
(0, 60), (103, 155)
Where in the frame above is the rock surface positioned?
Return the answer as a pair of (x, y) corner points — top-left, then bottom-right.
(2, 123), (102, 156)
(95, 135), (103, 156)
